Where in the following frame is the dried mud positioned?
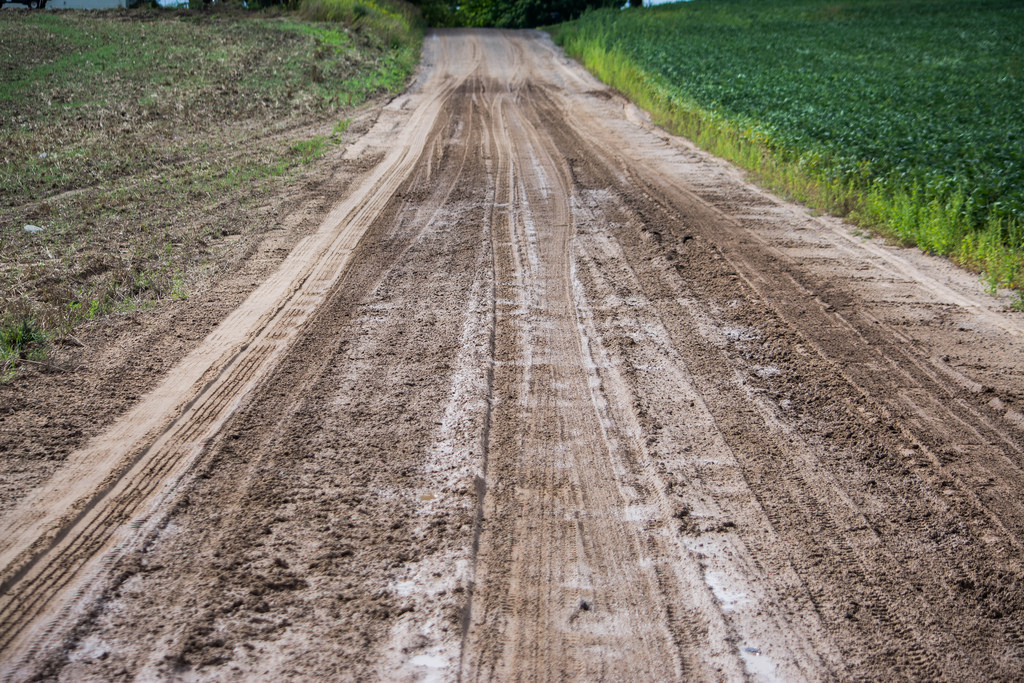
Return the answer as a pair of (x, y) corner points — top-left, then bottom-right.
(2, 29), (1024, 682)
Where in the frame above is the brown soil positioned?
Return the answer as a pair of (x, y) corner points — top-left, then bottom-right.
(2, 29), (1024, 681)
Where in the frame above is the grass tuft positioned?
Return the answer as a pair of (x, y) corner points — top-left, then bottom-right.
(1, 316), (48, 382)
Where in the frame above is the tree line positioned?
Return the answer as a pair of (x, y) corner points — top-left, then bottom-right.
(411, 0), (626, 29)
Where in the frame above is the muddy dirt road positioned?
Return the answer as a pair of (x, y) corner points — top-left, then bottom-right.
(2, 29), (1024, 681)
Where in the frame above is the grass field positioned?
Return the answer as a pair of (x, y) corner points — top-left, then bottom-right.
(552, 0), (1024, 301)
(0, 2), (422, 378)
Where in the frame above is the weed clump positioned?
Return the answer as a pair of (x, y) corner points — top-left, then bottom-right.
(1, 317), (48, 382)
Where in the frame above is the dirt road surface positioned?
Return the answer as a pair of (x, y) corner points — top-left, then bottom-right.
(2, 29), (1024, 681)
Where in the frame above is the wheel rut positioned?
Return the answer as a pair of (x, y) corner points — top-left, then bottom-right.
(0, 32), (478, 676)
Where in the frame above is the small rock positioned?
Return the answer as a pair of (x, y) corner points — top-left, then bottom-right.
(24, 225), (43, 233)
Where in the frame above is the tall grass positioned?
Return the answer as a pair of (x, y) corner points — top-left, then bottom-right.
(301, 0), (423, 48)
(300, 0), (423, 104)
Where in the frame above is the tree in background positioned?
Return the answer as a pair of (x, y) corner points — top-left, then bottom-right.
(411, 0), (623, 28)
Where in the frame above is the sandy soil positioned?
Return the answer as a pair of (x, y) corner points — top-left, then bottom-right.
(2, 29), (1024, 681)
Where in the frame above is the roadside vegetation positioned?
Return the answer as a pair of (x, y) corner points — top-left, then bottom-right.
(0, 0), (422, 380)
(552, 0), (1024, 303)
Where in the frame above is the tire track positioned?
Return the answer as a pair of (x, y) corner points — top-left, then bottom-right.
(460, 34), (687, 682)
(0, 33), (481, 675)
(612, 156), (1024, 553)
(547, 89), (1024, 674)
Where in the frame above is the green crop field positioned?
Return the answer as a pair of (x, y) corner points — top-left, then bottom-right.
(553, 0), (1024, 298)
